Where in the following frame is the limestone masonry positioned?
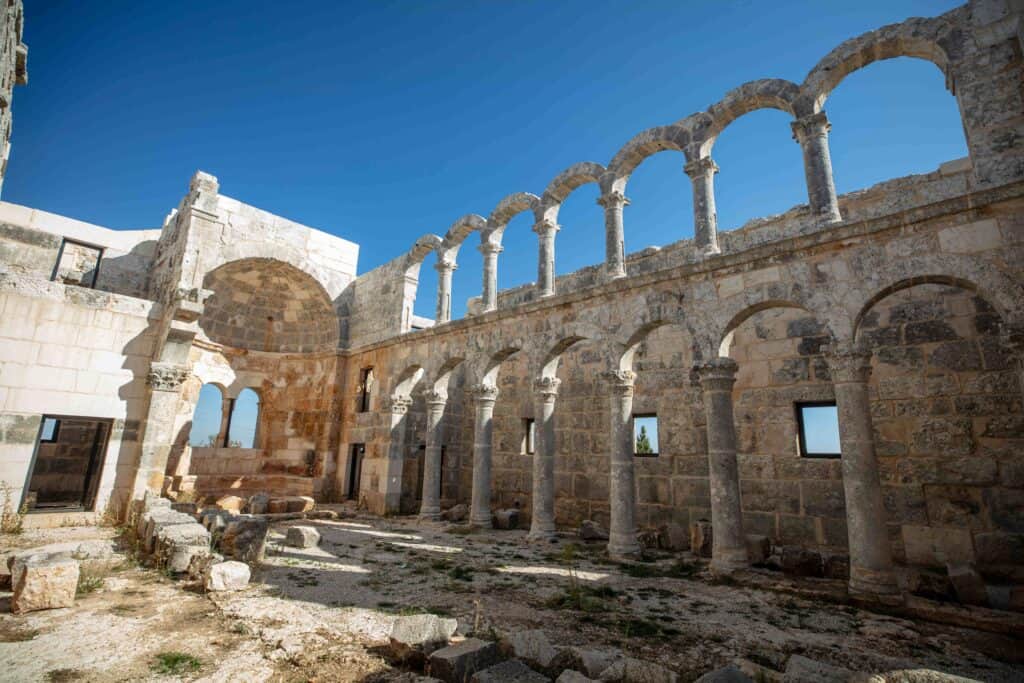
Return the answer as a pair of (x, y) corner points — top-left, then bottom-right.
(1, 0), (1023, 607)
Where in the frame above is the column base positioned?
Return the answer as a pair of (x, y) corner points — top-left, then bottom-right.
(818, 210), (842, 226)
(469, 514), (493, 529)
(699, 244), (721, 258)
(849, 565), (902, 604)
(527, 525), (557, 542)
(710, 546), (748, 575)
(419, 509), (441, 521)
(607, 532), (641, 559)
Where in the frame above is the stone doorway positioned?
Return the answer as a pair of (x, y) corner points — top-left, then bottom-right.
(346, 443), (365, 500)
(24, 415), (111, 512)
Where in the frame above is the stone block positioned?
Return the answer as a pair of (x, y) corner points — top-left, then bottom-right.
(782, 655), (851, 683)
(429, 639), (501, 683)
(780, 546), (823, 578)
(745, 535), (771, 565)
(204, 560), (251, 591)
(907, 570), (953, 601)
(247, 492), (270, 514)
(690, 520), (712, 558)
(493, 508), (521, 530)
(558, 673), (598, 683)
(12, 556), (79, 614)
(220, 518), (269, 563)
(216, 494), (246, 512)
(693, 665), (753, 683)
(389, 613), (459, 661)
(471, 660), (548, 682)
(286, 525), (321, 548)
(441, 504), (468, 522)
(579, 520), (609, 541)
(947, 563), (989, 606)
(597, 656), (678, 682)
(500, 630), (558, 673)
(658, 522), (689, 551)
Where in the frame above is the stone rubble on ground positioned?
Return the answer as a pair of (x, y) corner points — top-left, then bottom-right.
(579, 520), (609, 541)
(471, 659), (550, 682)
(285, 525), (321, 548)
(429, 638), (501, 683)
(11, 555), (79, 614)
(204, 560), (251, 592)
(388, 613), (459, 662)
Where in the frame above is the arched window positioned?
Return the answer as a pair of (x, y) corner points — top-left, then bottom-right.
(228, 388), (261, 449)
(188, 384), (224, 447)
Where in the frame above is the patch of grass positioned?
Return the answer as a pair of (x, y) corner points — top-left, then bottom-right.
(618, 559), (699, 579)
(0, 625), (39, 642)
(151, 652), (202, 676)
(545, 585), (614, 613)
(45, 670), (84, 682)
(76, 567), (106, 596)
(449, 565), (475, 581)
(618, 617), (664, 638)
(230, 621), (251, 635)
(447, 525), (475, 535)
(430, 559), (453, 571)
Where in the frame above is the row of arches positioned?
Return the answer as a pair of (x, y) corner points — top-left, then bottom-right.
(187, 384), (262, 449)
(400, 10), (972, 329)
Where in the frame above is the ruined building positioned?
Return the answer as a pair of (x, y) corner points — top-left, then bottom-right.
(1, 0), (1022, 605)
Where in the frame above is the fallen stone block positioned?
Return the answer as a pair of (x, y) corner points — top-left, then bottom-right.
(694, 664), (753, 683)
(156, 522), (212, 573)
(216, 495), (246, 513)
(598, 657), (678, 682)
(501, 630), (558, 673)
(389, 613), (459, 662)
(554, 648), (621, 679)
(142, 510), (196, 554)
(429, 638), (501, 683)
(783, 655), (851, 683)
(745, 535), (771, 565)
(493, 508), (521, 530)
(205, 560), (251, 591)
(247, 493), (270, 514)
(286, 525), (321, 548)
(306, 510), (340, 520)
(690, 520), (713, 558)
(558, 673), (598, 683)
(947, 563), (988, 606)
(658, 522), (689, 551)
(441, 504), (468, 522)
(220, 518), (269, 563)
(579, 520), (609, 541)
(471, 659), (549, 682)
(12, 556), (79, 614)
(268, 498), (290, 514)
(780, 546), (823, 578)
(188, 551), (223, 580)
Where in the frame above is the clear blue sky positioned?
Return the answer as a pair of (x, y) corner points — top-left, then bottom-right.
(7, 1), (966, 320)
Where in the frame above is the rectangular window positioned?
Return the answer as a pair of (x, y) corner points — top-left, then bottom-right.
(40, 416), (60, 442)
(521, 418), (536, 455)
(52, 239), (103, 289)
(796, 402), (841, 458)
(358, 367), (373, 413)
(633, 414), (659, 457)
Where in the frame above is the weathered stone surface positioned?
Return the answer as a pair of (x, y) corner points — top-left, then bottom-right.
(389, 614), (459, 660)
(493, 508), (521, 530)
(690, 520), (713, 558)
(429, 639), (501, 683)
(947, 563), (989, 606)
(783, 655), (852, 683)
(780, 546), (823, 578)
(471, 660), (549, 683)
(247, 492), (270, 514)
(500, 630), (558, 673)
(285, 525), (321, 548)
(216, 495), (246, 513)
(220, 518), (269, 563)
(659, 522), (689, 551)
(204, 560), (251, 591)
(745, 535), (771, 565)
(598, 656), (678, 682)
(579, 520), (609, 541)
(12, 556), (79, 614)
(441, 504), (468, 522)
(693, 665), (753, 683)
(558, 673), (598, 683)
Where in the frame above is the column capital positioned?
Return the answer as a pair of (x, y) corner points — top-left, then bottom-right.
(601, 369), (636, 395)
(434, 258), (457, 274)
(422, 388), (448, 407)
(385, 394), (414, 414)
(684, 156), (719, 179)
(147, 362), (189, 392)
(696, 357), (738, 390)
(824, 342), (872, 383)
(532, 376), (561, 400)
(596, 191), (630, 209)
(469, 383), (500, 404)
(532, 219), (560, 236)
(791, 111), (831, 143)
(479, 241), (503, 256)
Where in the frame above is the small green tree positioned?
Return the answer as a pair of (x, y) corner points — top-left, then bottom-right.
(635, 425), (653, 454)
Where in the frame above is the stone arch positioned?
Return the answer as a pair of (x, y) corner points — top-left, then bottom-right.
(441, 214), (488, 255)
(469, 345), (523, 387)
(485, 193), (542, 246)
(227, 386), (261, 449)
(798, 16), (958, 115)
(430, 356), (466, 395)
(199, 257), (339, 353)
(391, 363), (426, 398)
(540, 162), (606, 224)
(403, 234), (444, 277)
(530, 320), (610, 378)
(604, 124), (692, 195)
(195, 237), (347, 300)
(187, 382), (226, 448)
(699, 78), (800, 157)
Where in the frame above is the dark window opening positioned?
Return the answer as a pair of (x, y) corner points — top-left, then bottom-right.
(358, 367), (374, 413)
(25, 415), (111, 512)
(346, 443), (365, 500)
(633, 414), (659, 457)
(522, 418), (536, 455)
(52, 238), (103, 289)
(796, 402), (841, 458)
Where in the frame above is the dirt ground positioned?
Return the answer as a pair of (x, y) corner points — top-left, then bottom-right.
(1, 511), (1023, 682)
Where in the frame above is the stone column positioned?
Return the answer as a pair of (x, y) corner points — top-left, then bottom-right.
(603, 369), (640, 558)
(696, 358), (748, 573)
(132, 362), (190, 498)
(791, 111), (842, 224)
(825, 344), (899, 599)
(683, 157), (721, 256)
(529, 376), (561, 540)
(480, 242), (503, 313)
(435, 258), (457, 324)
(216, 396), (232, 447)
(383, 394), (413, 514)
(532, 219), (560, 298)
(469, 383), (499, 527)
(420, 389), (448, 520)
(596, 191), (629, 281)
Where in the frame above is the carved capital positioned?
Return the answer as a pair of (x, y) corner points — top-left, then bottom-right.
(791, 111), (831, 143)
(531, 219), (560, 236)
(479, 242), (504, 257)
(683, 156), (719, 179)
(824, 342), (872, 384)
(469, 383), (500, 403)
(434, 258), (458, 274)
(532, 376), (561, 400)
(147, 362), (189, 392)
(422, 388), (449, 407)
(385, 394), (414, 414)
(696, 357), (739, 392)
(601, 369), (636, 396)
(596, 191), (630, 210)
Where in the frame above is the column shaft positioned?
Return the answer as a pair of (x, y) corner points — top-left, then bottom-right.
(383, 395), (413, 514)
(826, 345), (899, 598)
(697, 358), (748, 573)
(684, 157), (721, 255)
(533, 220), (559, 298)
(597, 192), (628, 280)
(420, 391), (447, 519)
(604, 370), (640, 557)
(480, 243), (502, 312)
(792, 112), (842, 223)
(132, 362), (190, 498)
(435, 260), (456, 324)
(529, 377), (560, 539)
(216, 397), (232, 446)
(469, 384), (499, 527)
